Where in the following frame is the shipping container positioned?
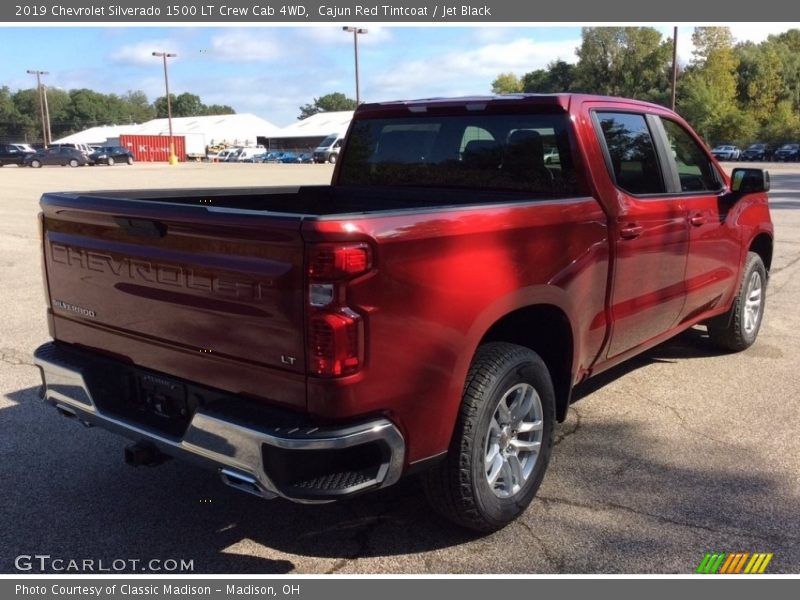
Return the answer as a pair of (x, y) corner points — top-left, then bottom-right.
(118, 135), (186, 162)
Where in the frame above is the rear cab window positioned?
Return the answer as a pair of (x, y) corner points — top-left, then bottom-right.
(338, 112), (582, 197)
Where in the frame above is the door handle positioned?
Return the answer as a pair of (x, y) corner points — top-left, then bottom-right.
(689, 214), (707, 227)
(619, 224), (643, 240)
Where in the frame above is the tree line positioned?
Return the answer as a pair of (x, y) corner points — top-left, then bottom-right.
(491, 27), (800, 146)
(0, 87), (234, 143)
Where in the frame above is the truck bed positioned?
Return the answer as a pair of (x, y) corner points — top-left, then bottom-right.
(62, 184), (564, 217)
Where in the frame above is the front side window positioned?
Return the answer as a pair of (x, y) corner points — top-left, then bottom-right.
(660, 118), (721, 192)
(339, 113), (580, 196)
(595, 112), (665, 195)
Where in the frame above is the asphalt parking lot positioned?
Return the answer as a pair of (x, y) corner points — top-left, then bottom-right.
(1, 161), (798, 574)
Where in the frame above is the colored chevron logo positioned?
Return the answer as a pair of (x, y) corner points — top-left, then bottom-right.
(696, 552), (774, 574)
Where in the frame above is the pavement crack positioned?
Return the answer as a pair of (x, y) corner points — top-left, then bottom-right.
(0, 348), (35, 367)
(769, 251), (800, 276)
(324, 515), (388, 574)
(647, 399), (730, 446)
(536, 494), (795, 546)
(517, 519), (564, 572)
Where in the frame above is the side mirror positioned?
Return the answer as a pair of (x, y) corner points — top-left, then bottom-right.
(731, 168), (770, 194)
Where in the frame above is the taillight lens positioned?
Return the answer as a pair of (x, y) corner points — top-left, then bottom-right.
(306, 242), (372, 377)
(309, 244), (371, 280)
(308, 310), (362, 376)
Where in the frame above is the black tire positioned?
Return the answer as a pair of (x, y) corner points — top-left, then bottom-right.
(707, 252), (767, 351)
(421, 342), (555, 532)
(69, 159), (79, 168)
(31, 159), (41, 169)
(107, 157), (115, 166)
(328, 153), (337, 164)
(126, 156), (134, 165)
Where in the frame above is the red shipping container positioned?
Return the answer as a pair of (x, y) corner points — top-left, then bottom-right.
(119, 134), (187, 162)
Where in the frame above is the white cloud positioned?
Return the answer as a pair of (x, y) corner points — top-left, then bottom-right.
(368, 36), (581, 100)
(206, 30), (284, 62)
(729, 24), (794, 44)
(111, 39), (181, 66)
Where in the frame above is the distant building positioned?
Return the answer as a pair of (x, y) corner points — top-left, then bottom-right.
(53, 113), (281, 159)
(269, 111), (353, 151)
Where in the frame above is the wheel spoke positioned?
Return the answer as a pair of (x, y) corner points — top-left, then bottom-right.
(487, 454), (504, 487)
(485, 443), (500, 468)
(510, 385), (535, 425)
(496, 399), (512, 425)
(510, 439), (541, 453)
(517, 419), (543, 433)
(507, 455), (523, 491)
(499, 459), (514, 490)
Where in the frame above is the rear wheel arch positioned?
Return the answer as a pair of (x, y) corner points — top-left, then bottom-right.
(478, 304), (575, 423)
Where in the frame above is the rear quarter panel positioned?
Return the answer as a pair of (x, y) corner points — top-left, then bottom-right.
(303, 198), (609, 463)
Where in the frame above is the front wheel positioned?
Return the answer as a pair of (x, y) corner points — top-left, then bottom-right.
(31, 159), (42, 168)
(707, 252), (767, 351)
(126, 156), (134, 165)
(69, 159), (79, 168)
(422, 342), (555, 532)
(328, 153), (337, 164)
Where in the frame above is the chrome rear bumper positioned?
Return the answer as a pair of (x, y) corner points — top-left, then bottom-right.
(34, 342), (405, 503)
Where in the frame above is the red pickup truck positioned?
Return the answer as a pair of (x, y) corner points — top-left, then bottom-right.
(35, 94), (772, 532)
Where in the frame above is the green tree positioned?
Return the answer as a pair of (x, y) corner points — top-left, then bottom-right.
(154, 93), (234, 118)
(521, 60), (577, 93)
(679, 27), (742, 143)
(573, 27), (673, 103)
(298, 92), (357, 120)
(491, 72), (523, 94)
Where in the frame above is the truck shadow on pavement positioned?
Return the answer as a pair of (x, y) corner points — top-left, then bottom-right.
(2, 328), (797, 573)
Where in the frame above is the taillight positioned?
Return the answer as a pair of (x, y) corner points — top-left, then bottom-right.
(306, 243), (372, 377)
(309, 244), (371, 280)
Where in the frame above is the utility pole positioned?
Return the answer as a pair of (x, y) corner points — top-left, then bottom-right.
(342, 27), (368, 105)
(26, 69), (49, 147)
(671, 27), (679, 111)
(43, 84), (52, 145)
(152, 51), (178, 165)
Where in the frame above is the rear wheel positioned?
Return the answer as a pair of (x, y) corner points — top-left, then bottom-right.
(422, 342), (555, 532)
(31, 159), (41, 168)
(107, 157), (115, 166)
(126, 156), (134, 165)
(69, 159), (79, 168)
(707, 252), (767, 351)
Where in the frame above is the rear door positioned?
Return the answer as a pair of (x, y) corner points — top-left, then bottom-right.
(592, 110), (689, 358)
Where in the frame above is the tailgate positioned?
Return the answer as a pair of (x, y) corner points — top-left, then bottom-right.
(40, 192), (307, 381)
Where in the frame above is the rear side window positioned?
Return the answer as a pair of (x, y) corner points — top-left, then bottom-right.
(596, 112), (665, 195)
(660, 118), (722, 192)
(339, 113), (581, 196)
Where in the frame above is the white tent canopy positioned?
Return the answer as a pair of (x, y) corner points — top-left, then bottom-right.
(276, 111), (354, 139)
(53, 113), (281, 148)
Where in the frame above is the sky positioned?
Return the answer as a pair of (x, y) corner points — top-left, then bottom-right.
(0, 24), (795, 127)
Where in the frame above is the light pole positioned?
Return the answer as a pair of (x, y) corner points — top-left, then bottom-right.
(26, 69), (49, 147)
(342, 27), (368, 105)
(152, 51), (178, 165)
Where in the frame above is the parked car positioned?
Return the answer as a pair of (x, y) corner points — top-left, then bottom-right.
(773, 143), (800, 162)
(213, 148), (238, 162)
(278, 152), (301, 163)
(711, 144), (740, 161)
(235, 147), (267, 162)
(543, 146), (561, 165)
(89, 146), (135, 166)
(298, 153), (313, 163)
(262, 151), (286, 163)
(49, 142), (94, 158)
(35, 93), (772, 532)
(741, 143), (771, 161)
(313, 134), (343, 163)
(24, 146), (88, 168)
(0, 143), (35, 166)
